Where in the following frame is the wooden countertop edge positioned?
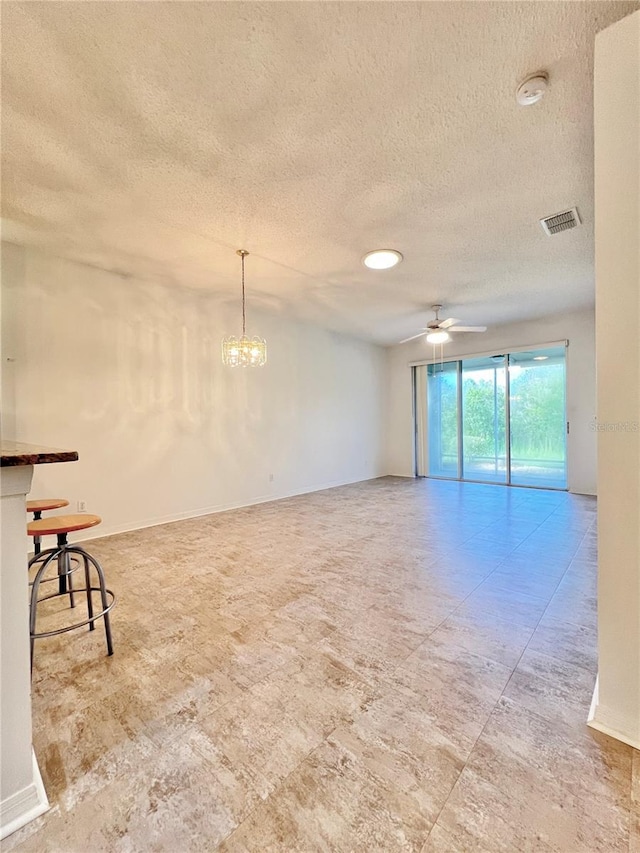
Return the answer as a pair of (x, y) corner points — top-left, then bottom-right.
(1, 450), (79, 467)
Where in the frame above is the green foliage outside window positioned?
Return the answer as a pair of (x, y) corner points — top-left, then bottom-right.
(461, 365), (565, 462)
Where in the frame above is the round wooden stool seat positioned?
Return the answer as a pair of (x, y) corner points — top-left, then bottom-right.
(27, 498), (69, 513)
(28, 514), (101, 537)
(27, 499), (73, 557)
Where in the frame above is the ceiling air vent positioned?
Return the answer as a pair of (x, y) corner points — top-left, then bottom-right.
(540, 207), (581, 236)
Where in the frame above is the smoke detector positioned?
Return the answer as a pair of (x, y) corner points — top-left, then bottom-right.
(540, 208), (581, 236)
(516, 73), (548, 106)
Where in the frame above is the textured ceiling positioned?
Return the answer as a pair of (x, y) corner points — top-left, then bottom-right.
(2, 1), (638, 345)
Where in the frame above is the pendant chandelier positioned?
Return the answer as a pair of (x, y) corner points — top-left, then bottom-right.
(221, 249), (267, 367)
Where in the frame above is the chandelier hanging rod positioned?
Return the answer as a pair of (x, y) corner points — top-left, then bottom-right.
(237, 249), (248, 337)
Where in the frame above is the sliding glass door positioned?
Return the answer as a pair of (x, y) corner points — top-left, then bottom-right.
(424, 345), (567, 489)
(462, 356), (507, 483)
(426, 362), (459, 477)
(508, 348), (567, 488)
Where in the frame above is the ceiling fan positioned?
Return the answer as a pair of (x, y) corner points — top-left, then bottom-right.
(400, 304), (487, 344)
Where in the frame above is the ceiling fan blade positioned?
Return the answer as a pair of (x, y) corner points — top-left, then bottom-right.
(449, 325), (487, 333)
(399, 332), (428, 344)
(439, 317), (461, 329)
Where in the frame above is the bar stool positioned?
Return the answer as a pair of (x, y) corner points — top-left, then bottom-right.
(27, 498), (69, 556)
(27, 514), (115, 669)
(27, 498), (79, 598)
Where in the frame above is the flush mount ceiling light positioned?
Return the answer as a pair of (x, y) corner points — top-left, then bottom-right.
(221, 250), (267, 367)
(426, 330), (450, 345)
(533, 355), (549, 360)
(516, 72), (548, 106)
(362, 249), (403, 270)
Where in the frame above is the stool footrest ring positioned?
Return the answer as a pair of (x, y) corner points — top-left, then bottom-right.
(32, 588), (116, 639)
(29, 556), (81, 585)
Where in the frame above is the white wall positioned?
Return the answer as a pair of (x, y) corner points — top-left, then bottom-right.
(385, 308), (597, 495)
(1, 242), (387, 540)
(591, 9), (640, 749)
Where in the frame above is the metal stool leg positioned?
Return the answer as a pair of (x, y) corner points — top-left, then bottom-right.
(66, 547), (75, 609)
(33, 509), (42, 556)
(84, 549), (114, 656)
(56, 533), (75, 607)
(83, 553), (94, 631)
(29, 550), (58, 673)
(57, 533), (67, 596)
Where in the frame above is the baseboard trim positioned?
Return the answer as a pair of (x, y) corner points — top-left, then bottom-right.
(587, 675), (599, 722)
(0, 751), (49, 840)
(587, 717), (640, 751)
(58, 474), (387, 545)
(587, 676), (640, 750)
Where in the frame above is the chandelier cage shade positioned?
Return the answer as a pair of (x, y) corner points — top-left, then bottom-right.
(222, 249), (267, 367)
(221, 335), (267, 367)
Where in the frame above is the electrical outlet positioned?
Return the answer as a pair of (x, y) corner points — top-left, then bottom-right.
(77, 500), (86, 512)
(269, 473), (274, 482)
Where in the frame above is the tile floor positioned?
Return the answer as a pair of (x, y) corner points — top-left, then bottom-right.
(5, 477), (639, 852)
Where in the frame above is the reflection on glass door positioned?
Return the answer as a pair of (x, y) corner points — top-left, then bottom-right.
(420, 345), (567, 489)
(509, 348), (567, 488)
(462, 356), (507, 483)
(427, 362), (459, 478)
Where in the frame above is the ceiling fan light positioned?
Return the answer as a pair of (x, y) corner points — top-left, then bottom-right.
(426, 330), (450, 344)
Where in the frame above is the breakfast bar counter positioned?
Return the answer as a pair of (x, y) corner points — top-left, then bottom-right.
(1, 441), (78, 467)
(0, 441), (77, 839)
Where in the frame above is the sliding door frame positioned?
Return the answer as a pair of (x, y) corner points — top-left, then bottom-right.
(414, 340), (568, 490)
(505, 355), (512, 483)
(456, 360), (463, 480)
